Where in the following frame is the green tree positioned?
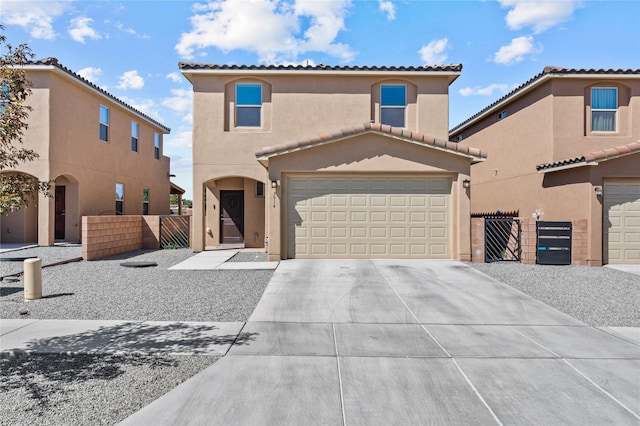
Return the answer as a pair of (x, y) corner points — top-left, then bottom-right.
(0, 27), (50, 214)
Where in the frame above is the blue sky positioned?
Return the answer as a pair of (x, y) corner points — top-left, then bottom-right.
(2, 0), (639, 199)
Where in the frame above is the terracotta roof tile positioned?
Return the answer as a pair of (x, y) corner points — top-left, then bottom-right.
(26, 58), (170, 132)
(537, 141), (640, 172)
(179, 63), (463, 73)
(255, 122), (487, 163)
(451, 67), (640, 134)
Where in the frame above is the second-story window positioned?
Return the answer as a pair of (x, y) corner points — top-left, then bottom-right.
(131, 121), (139, 152)
(380, 85), (406, 128)
(115, 183), (124, 215)
(591, 87), (617, 132)
(154, 133), (160, 160)
(236, 83), (262, 127)
(99, 105), (109, 142)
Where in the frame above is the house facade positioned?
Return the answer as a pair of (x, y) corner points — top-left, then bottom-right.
(181, 64), (486, 261)
(450, 67), (640, 265)
(1, 58), (171, 246)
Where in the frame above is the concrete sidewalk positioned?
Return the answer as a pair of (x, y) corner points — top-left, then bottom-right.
(117, 260), (640, 426)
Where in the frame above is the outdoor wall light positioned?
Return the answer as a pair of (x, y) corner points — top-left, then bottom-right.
(271, 180), (277, 188)
(462, 179), (471, 189)
(594, 186), (603, 196)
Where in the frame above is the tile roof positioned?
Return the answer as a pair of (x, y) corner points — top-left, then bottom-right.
(26, 58), (170, 132)
(450, 66), (640, 134)
(536, 141), (640, 173)
(255, 122), (487, 164)
(179, 63), (463, 73)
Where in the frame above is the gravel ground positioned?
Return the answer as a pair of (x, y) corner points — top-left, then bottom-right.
(0, 352), (218, 426)
(469, 262), (640, 327)
(1, 247), (272, 425)
(1, 248), (273, 321)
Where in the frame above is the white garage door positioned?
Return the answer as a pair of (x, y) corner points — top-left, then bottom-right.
(287, 177), (451, 259)
(604, 181), (640, 264)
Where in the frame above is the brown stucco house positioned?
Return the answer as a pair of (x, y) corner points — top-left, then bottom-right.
(450, 66), (640, 266)
(1, 58), (171, 246)
(180, 63), (486, 261)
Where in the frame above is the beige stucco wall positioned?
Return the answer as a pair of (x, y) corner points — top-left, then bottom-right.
(264, 134), (472, 261)
(451, 75), (640, 266)
(2, 66), (171, 246)
(189, 70), (456, 252)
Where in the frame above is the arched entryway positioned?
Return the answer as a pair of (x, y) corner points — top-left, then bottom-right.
(202, 176), (266, 249)
(0, 171), (39, 244)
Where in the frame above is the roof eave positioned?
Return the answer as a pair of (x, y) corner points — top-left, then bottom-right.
(25, 64), (171, 133)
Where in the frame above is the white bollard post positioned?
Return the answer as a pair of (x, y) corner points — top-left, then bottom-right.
(24, 258), (42, 301)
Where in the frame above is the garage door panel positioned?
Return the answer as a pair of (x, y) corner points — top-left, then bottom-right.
(288, 177), (451, 259)
(605, 181), (640, 264)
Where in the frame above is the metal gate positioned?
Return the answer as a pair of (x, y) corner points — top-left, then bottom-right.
(160, 216), (190, 248)
(536, 221), (571, 265)
(485, 218), (521, 262)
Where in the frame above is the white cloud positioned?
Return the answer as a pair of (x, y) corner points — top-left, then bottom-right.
(499, 0), (581, 34)
(69, 16), (102, 43)
(165, 130), (193, 148)
(119, 96), (164, 123)
(76, 66), (103, 83)
(494, 35), (542, 65)
(418, 38), (450, 65)
(161, 89), (192, 113)
(117, 70), (145, 90)
(378, 0), (395, 21)
(1, 0), (71, 40)
(166, 72), (183, 83)
(175, 0), (354, 63)
(459, 83), (510, 97)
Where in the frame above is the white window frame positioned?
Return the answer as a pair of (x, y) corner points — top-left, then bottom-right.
(131, 121), (139, 152)
(115, 183), (124, 215)
(380, 84), (406, 128)
(236, 83), (262, 128)
(591, 87), (618, 133)
(154, 133), (160, 160)
(100, 105), (109, 142)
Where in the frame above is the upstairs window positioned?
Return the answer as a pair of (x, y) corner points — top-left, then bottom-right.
(131, 121), (139, 152)
(154, 133), (160, 160)
(380, 85), (406, 128)
(115, 183), (124, 215)
(142, 187), (149, 215)
(591, 87), (617, 132)
(236, 83), (262, 127)
(99, 105), (109, 142)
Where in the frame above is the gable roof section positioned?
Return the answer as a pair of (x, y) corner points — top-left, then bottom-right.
(537, 141), (640, 173)
(256, 122), (487, 166)
(450, 66), (640, 135)
(25, 58), (170, 133)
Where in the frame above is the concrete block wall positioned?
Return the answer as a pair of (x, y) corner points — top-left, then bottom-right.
(471, 217), (588, 266)
(82, 215), (162, 260)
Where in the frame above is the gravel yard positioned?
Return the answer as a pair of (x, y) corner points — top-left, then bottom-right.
(1, 247), (272, 426)
(470, 261), (640, 327)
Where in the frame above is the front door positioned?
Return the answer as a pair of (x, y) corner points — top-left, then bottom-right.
(54, 186), (65, 240)
(220, 191), (244, 244)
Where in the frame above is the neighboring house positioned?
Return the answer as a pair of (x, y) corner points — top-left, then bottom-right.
(1, 58), (171, 246)
(180, 63), (486, 261)
(450, 66), (640, 266)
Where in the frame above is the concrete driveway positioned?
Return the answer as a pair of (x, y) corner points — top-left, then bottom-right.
(121, 260), (640, 426)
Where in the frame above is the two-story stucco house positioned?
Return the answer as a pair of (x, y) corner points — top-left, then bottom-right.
(1, 58), (171, 246)
(450, 67), (640, 266)
(181, 63), (486, 261)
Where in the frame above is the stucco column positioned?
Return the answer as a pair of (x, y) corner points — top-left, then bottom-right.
(457, 176), (472, 262)
(38, 190), (55, 246)
(192, 181), (204, 252)
(267, 176), (282, 261)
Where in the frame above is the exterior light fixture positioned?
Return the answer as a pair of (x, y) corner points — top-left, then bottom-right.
(594, 186), (603, 196)
(462, 179), (471, 189)
(271, 180), (277, 188)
